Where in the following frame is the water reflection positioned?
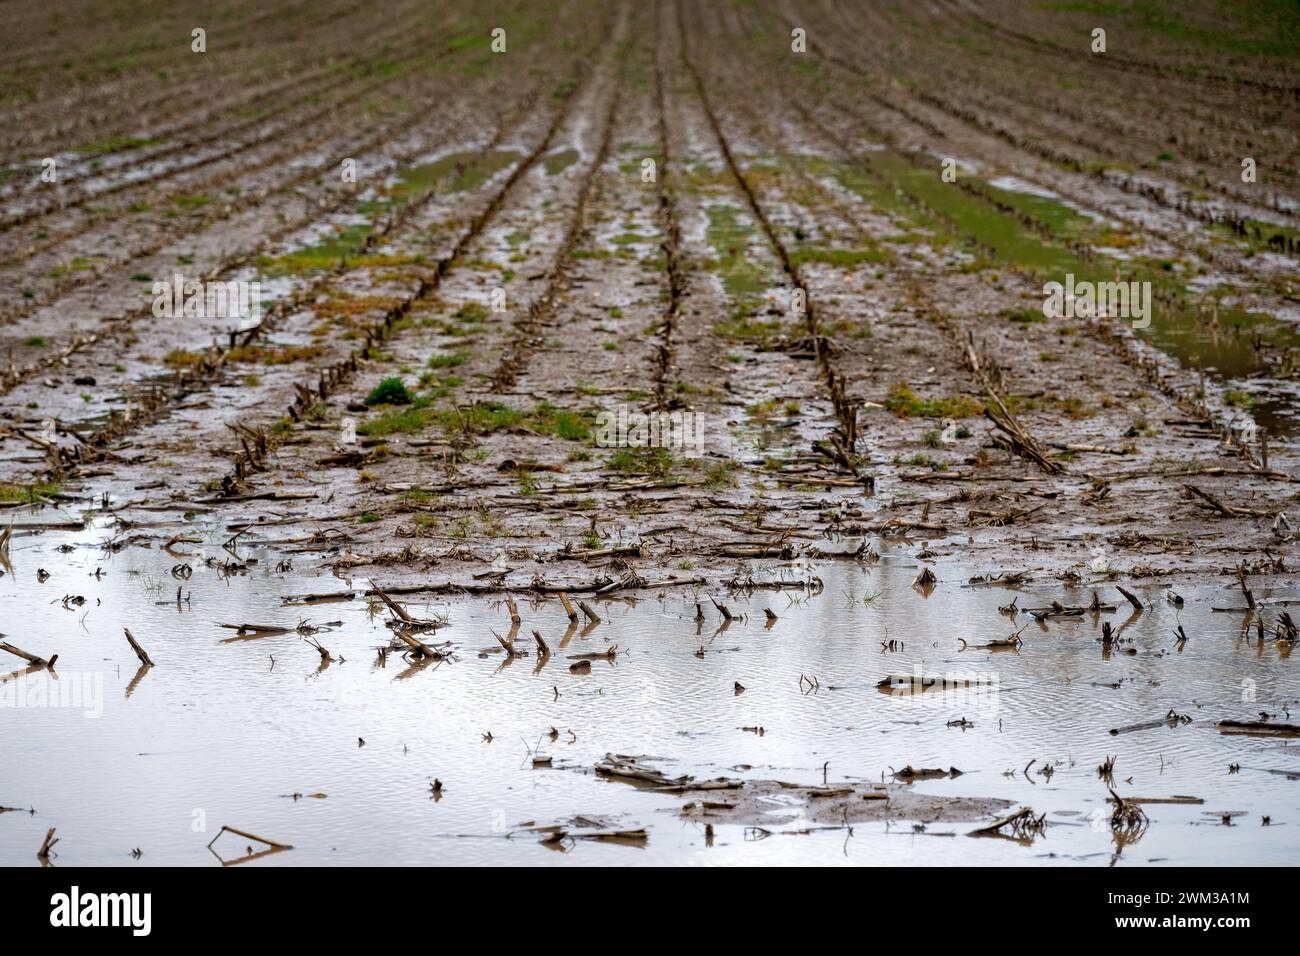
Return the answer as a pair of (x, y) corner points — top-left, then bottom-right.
(1, 518), (1297, 866)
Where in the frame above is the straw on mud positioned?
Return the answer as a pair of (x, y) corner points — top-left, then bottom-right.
(966, 334), (1062, 476)
(1184, 484), (1271, 518)
(561, 544), (641, 561)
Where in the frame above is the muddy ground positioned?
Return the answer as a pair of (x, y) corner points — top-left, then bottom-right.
(3, 0), (1296, 594)
(0, 0), (1298, 865)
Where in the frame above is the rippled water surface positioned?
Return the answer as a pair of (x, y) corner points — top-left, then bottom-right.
(2, 513), (1298, 866)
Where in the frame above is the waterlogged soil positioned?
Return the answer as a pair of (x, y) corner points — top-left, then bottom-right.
(1, 0), (1299, 865)
(0, 518), (1298, 865)
(1, 1), (1294, 595)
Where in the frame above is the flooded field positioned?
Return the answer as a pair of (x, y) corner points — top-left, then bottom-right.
(2, 511), (1297, 866)
(2, 0), (1299, 869)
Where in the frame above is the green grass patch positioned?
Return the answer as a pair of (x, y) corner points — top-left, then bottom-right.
(387, 149), (520, 204)
(606, 446), (675, 477)
(358, 405), (435, 437)
(1000, 306), (1047, 324)
(428, 349), (470, 369)
(365, 377), (414, 406)
(79, 134), (165, 156)
(789, 246), (887, 268)
(885, 383), (983, 419)
(0, 481), (61, 503)
(543, 148), (580, 175)
(432, 401), (526, 438)
(529, 401), (594, 441)
(705, 204), (770, 302)
(259, 221), (373, 275)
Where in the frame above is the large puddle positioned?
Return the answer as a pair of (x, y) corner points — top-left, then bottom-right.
(2, 509), (1298, 865)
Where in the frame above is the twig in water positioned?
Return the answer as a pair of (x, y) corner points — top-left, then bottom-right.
(37, 827), (59, 860)
(0, 640), (55, 668)
(124, 628), (153, 667)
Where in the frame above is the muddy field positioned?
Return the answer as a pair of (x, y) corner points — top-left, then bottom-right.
(1, 0), (1299, 866)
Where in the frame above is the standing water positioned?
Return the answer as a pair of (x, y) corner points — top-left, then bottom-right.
(2, 510), (1297, 866)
